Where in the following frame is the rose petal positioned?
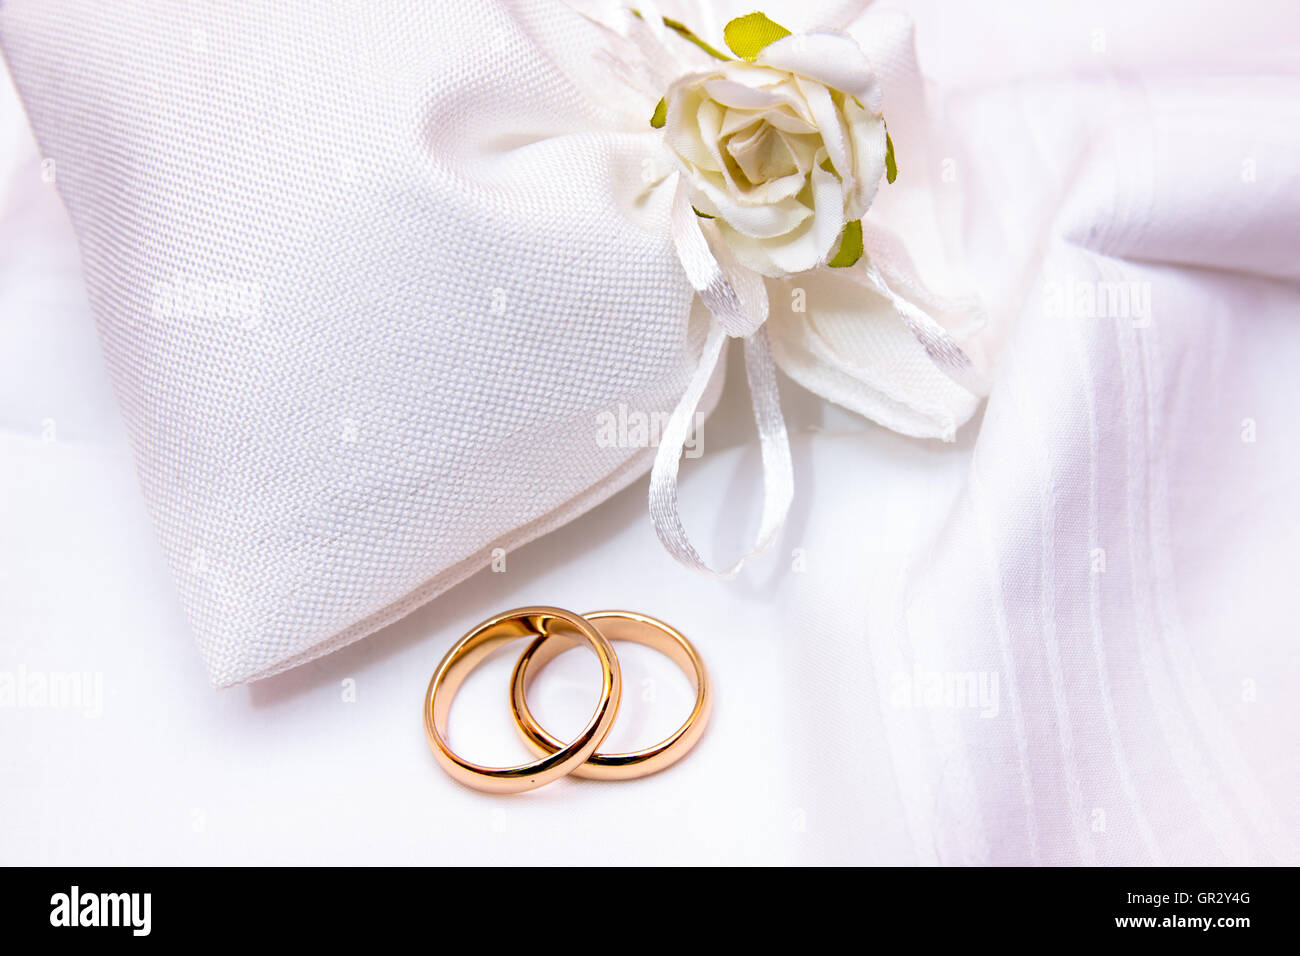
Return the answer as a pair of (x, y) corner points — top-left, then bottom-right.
(687, 134), (808, 207)
(719, 157), (845, 275)
(726, 122), (798, 183)
(741, 170), (809, 205)
(756, 32), (882, 106)
(664, 87), (720, 173)
(796, 76), (851, 181)
(776, 129), (819, 173)
(703, 73), (815, 125)
(805, 151), (848, 262)
(688, 170), (812, 237)
(695, 96), (742, 191)
(718, 108), (763, 140)
(842, 97), (888, 220)
(756, 105), (819, 136)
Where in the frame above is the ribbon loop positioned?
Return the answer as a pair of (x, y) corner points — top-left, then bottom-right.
(648, 323), (792, 578)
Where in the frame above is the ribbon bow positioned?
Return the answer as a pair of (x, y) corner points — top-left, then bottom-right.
(652, 174), (986, 577)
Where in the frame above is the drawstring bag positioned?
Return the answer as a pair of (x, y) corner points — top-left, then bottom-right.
(1, 0), (985, 685)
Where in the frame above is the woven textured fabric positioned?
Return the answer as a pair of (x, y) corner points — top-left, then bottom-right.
(1, 0), (720, 686)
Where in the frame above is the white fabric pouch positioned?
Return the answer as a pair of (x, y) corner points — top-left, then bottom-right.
(1, 0), (985, 685)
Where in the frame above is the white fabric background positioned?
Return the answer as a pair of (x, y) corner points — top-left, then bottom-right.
(3, 0), (1299, 864)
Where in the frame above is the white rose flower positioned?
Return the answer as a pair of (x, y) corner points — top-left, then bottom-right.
(660, 25), (892, 278)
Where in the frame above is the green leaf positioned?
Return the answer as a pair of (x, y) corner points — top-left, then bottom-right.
(723, 12), (791, 61)
(650, 96), (667, 129)
(691, 206), (715, 219)
(885, 130), (897, 184)
(827, 219), (863, 268)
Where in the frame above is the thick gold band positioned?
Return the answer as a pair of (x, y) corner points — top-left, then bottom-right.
(509, 610), (710, 780)
(424, 607), (621, 794)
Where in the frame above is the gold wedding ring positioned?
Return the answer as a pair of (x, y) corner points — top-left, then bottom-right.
(423, 607), (621, 794)
(424, 606), (709, 791)
(509, 610), (711, 781)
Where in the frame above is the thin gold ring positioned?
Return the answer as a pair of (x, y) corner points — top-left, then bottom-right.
(509, 610), (710, 780)
(424, 607), (621, 794)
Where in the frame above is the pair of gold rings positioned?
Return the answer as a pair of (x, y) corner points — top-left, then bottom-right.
(423, 607), (711, 794)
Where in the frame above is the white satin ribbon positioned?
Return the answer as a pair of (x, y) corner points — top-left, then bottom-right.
(649, 179), (790, 576)
(669, 179), (768, 338)
(856, 260), (991, 398)
(652, 175), (984, 576)
(649, 318), (794, 577)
